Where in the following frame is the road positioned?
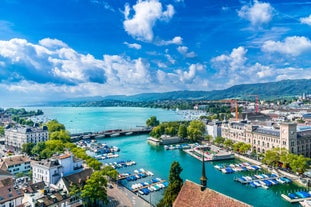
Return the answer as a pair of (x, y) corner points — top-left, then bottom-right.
(107, 183), (152, 207)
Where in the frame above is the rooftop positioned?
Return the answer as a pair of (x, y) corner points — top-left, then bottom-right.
(173, 180), (252, 207)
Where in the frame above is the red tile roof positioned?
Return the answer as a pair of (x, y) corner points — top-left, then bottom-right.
(173, 180), (252, 207)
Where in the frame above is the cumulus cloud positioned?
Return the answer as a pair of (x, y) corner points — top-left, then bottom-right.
(300, 14), (311, 26)
(212, 46), (247, 72)
(157, 36), (182, 46)
(261, 36), (311, 56)
(123, 0), (174, 42)
(124, 42), (142, 50)
(175, 63), (204, 82)
(0, 37), (213, 104)
(238, 0), (273, 26)
(177, 46), (196, 58)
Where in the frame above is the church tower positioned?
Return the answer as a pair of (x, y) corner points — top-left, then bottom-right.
(200, 149), (207, 191)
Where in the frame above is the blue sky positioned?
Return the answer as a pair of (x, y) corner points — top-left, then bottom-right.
(0, 0), (311, 105)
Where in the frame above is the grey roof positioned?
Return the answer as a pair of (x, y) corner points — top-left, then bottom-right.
(253, 128), (280, 137)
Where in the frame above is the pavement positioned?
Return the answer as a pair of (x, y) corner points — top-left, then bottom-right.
(107, 183), (152, 207)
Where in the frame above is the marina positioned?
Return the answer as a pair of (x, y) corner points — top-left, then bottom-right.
(214, 162), (261, 174)
(31, 107), (306, 207)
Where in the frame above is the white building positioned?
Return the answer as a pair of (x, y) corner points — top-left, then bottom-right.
(5, 126), (49, 150)
(0, 155), (31, 175)
(205, 121), (222, 139)
(31, 153), (83, 185)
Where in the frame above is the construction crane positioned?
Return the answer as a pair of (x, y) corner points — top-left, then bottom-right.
(247, 95), (259, 113)
(230, 99), (239, 121)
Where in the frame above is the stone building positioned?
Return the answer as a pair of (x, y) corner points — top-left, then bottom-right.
(5, 126), (49, 150)
(221, 121), (311, 157)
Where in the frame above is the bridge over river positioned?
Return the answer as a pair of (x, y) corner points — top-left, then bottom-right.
(70, 127), (152, 141)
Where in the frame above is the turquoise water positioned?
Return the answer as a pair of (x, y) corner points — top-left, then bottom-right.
(29, 107), (304, 207)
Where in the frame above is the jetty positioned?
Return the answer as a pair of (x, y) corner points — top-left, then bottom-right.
(282, 192), (311, 203)
(70, 127), (152, 141)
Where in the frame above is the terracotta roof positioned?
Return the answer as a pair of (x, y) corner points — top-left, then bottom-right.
(0, 155), (30, 170)
(58, 153), (71, 160)
(173, 180), (252, 207)
(0, 179), (24, 204)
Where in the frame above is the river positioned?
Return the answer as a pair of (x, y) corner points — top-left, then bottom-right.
(27, 107), (304, 207)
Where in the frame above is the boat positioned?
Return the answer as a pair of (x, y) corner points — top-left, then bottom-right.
(125, 132), (133, 135)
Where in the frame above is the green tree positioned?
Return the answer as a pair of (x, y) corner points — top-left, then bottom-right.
(289, 154), (310, 174)
(22, 143), (35, 156)
(0, 126), (4, 136)
(233, 142), (244, 153)
(101, 166), (118, 181)
(239, 143), (251, 154)
(214, 136), (225, 146)
(187, 120), (205, 142)
(146, 116), (160, 127)
(46, 120), (66, 134)
(81, 170), (108, 207)
(50, 130), (71, 142)
(204, 135), (213, 142)
(31, 142), (46, 157)
(223, 139), (233, 149)
(178, 124), (187, 139)
(157, 161), (183, 207)
(262, 148), (280, 167)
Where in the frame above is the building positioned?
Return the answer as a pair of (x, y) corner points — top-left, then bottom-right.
(31, 153), (83, 185)
(173, 152), (252, 207)
(205, 120), (222, 139)
(22, 181), (76, 207)
(0, 178), (24, 207)
(5, 126), (49, 150)
(221, 121), (311, 157)
(0, 155), (31, 175)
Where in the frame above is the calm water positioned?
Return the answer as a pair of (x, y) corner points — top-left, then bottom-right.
(28, 107), (304, 207)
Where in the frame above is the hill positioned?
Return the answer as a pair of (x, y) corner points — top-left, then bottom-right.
(46, 79), (311, 106)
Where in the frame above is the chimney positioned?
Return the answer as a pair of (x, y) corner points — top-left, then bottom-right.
(200, 148), (207, 191)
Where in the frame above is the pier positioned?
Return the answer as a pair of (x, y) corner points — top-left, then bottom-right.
(70, 127), (152, 141)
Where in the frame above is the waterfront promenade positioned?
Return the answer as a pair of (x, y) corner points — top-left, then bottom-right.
(107, 183), (151, 207)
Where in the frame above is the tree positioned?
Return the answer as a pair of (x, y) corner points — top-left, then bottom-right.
(262, 148), (280, 167)
(81, 170), (108, 207)
(239, 143), (251, 154)
(49, 130), (71, 142)
(146, 116), (160, 127)
(187, 120), (205, 142)
(178, 124), (187, 139)
(46, 120), (66, 134)
(204, 135), (213, 142)
(223, 139), (233, 149)
(157, 161), (183, 207)
(214, 136), (225, 146)
(0, 126), (4, 137)
(31, 142), (46, 158)
(22, 143), (35, 156)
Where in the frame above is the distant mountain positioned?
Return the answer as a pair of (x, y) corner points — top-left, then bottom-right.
(45, 79), (311, 106)
(104, 79), (311, 102)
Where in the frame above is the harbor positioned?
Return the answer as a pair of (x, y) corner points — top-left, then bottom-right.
(30, 106), (307, 207)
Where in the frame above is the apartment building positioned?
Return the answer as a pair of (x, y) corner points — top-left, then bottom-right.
(31, 153), (83, 185)
(5, 126), (49, 150)
(0, 155), (31, 175)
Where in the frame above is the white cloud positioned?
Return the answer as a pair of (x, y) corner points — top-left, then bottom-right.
(177, 46), (196, 58)
(261, 36), (311, 56)
(124, 42), (142, 50)
(238, 0), (273, 26)
(212, 46), (247, 72)
(176, 63), (204, 82)
(157, 36), (182, 46)
(123, 0), (174, 42)
(300, 14), (311, 26)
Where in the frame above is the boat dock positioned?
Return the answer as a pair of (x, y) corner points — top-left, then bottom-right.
(282, 193), (311, 203)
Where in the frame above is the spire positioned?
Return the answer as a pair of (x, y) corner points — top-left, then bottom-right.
(200, 148), (207, 191)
